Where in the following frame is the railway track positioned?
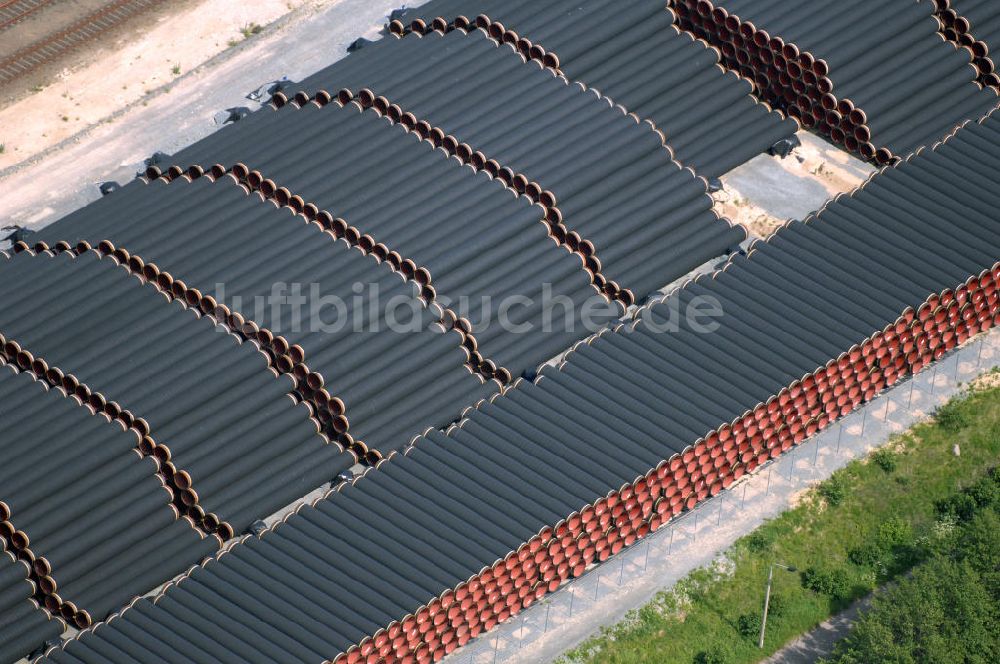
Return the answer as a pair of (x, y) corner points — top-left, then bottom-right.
(0, 0), (160, 86)
(0, 0), (56, 33)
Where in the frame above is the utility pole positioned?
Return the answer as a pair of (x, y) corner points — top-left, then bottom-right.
(759, 562), (796, 648)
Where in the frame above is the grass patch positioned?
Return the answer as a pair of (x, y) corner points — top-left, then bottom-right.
(561, 384), (1000, 664)
(240, 22), (263, 39)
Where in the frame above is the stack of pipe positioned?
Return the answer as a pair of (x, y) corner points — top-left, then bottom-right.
(672, 0), (999, 163)
(0, 250), (350, 536)
(0, 364), (218, 635)
(285, 28), (746, 300)
(170, 28), (745, 304)
(34, 174), (503, 456)
(38, 120), (619, 384)
(1, 539), (62, 664)
(936, 0), (1000, 87)
(389, 0), (799, 178)
(38, 109), (1000, 664)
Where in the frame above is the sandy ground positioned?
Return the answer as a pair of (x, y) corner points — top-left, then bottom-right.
(715, 132), (876, 239)
(0, 0), (323, 168)
(0, 0), (405, 233)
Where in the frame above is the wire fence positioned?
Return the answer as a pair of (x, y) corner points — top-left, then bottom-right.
(442, 329), (1000, 664)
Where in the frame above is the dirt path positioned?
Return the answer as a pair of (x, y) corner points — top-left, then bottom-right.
(761, 595), (872, 664)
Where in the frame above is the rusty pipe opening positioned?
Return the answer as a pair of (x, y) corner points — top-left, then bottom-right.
(45, 366), (63, 386)
(386, 251), (402, 271)
(501, 29), (518, 45)
(358, 234), (376, 254)
(30, 357), (48, 376)
(245, 170), (264, 189)
(875, 148), (894, 165)
(197, 294), (218, 317)
(15, 350), (33, 371)
(111, 247), (130, 265)
(331, 414), (350, 434)
(356, 88), (376, 108)
(88, 392), (107, 413)
(12, 529), (30, 551)
(173, 470), (193, 491)
(74, 610), (92, 630)
(412, 266), (432, 286)
(33, 557), (51, 578)
(487, 21), (505, 39)
(441, 134), (459, 154)
(61, 373), (79, 394)
(181, 487), (199, 507)
(409, 18), (427, 34)
(142, 262), (161, 282)
(138, 435), (157, 455)
(343, 226), (360, 245)
(315, 211), (337, 234)
(388, 19), (404, 35)
(155, 271), (174, 292)
(306, 372), (324, 391)
(127, 254), (145, 274)
(168, 279), (187, 300)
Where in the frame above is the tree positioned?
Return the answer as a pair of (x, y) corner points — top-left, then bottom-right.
(828, 556), (1000, 663)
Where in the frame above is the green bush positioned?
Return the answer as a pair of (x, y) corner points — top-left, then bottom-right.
(801, 567), (851, 599)
(936, 492), (979, 521)
(736, 613), (761, 639)
(766, 593), (786, 619)
(936, 472), (1000, 521)
(847, 543), (881, 567)
(848, 517), (916, 575)
(935, 398), (972, 432)
(693, 646), (730, 664)
(744, 529), (775, 553)
(870, 447), (897, 473)
(819, 474), (848, 506)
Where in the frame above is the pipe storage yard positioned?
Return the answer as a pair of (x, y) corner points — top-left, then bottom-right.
(675, 0), (999, 163)
(1, 0), (1000, 662)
